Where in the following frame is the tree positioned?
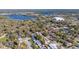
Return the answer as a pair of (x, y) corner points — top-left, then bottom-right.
(36, 34), (45, 44)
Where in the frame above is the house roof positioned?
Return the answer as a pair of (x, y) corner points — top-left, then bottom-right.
(53, 17), (64, 21)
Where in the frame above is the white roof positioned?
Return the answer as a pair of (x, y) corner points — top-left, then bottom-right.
(53, 17), (64, 21)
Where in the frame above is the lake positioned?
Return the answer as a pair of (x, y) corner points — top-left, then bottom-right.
(8, 15), (36, 20)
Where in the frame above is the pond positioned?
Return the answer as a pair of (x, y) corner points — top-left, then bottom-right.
(7, 14), (36, 20)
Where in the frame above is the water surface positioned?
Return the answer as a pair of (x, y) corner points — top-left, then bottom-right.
(8, 14), (36, 20)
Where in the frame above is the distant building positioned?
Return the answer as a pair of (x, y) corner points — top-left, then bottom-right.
(53, 17), (65, 21)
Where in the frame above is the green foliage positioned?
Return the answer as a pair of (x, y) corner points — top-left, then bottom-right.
(0, 37), (8, 42)
(30, 39), (40, 49)
(36, 34), (45, 44)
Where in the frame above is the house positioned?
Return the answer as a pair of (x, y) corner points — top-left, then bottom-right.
(53, 17), (65, 22)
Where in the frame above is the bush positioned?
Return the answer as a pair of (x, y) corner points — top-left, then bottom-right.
(36, 34), (45, 44)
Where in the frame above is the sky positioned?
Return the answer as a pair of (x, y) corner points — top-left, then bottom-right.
(0, 0), (78, 9)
